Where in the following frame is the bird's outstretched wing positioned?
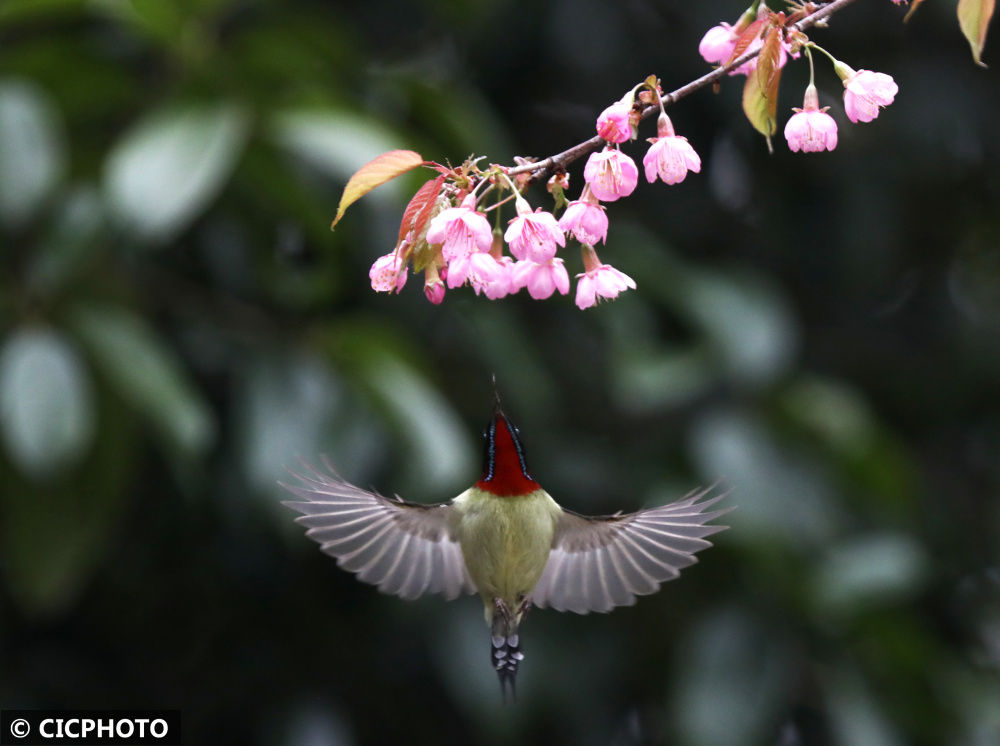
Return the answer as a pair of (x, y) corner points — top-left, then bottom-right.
(530, 487), (730, 614)
(282, 465), (476, 601)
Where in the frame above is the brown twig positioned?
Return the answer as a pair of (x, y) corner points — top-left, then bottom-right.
(507, 0), (863, 183)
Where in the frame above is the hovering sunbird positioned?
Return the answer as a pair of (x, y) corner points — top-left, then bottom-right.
(283, 392), (729, 700)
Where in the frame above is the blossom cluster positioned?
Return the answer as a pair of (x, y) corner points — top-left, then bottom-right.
(698, 6), (898, 154)
(362, 1), (903, 309)
(369, 83), (701, 309)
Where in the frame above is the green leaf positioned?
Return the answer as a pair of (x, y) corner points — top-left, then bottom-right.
(679, 269), (797, 388)
(271, 110), (424, 230)
(0, 381), (135, 617)
(814, 533), (928, 615)
(0, 328), (94, 478)
(0, 79), (65, 227)
(239, 353), (381, 499)
(958, 0), (995, 66)
(71, 304), (215, 458)
(360, 352), (473, 493)
(104, 103), (248, 244)
(741, 27), (783, 143)
(0, 0), (85, 24)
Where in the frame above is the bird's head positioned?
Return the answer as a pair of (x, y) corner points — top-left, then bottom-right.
(476, 398), (540, 497)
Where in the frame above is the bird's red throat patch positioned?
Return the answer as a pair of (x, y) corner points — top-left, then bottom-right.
(476, 413), (540, 497)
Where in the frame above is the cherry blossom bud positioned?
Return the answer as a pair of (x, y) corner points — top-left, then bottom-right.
(369, 252), (407, 294)
(837, 64), (899, 124)
(547, 172), (570, 194)
(425, 194), (492, 262)
(699, 24), (736, 64)
(643, 115), (701, 185)
(784, 84), (838, 153)
(423, 265), (445, 304)
(504, 200), (566, 263)
(583, 148), (638, 202)
(596, 101), (632, 143)
(575, 262), (636, 310)
(511, 258), (570, 300)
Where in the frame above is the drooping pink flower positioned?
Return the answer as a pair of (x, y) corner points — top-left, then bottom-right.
(583, 148), (638, 202)
(425, 194), (492, 262)
(370, 252), (407, 294)
(512, 258), (570, 300)
(447, 250), (504, 291)
(699, 23), (736, 64)
(504, 197), (565, 262)
(642, 113), (701, 185)
(480, 256), (517, 300)
(596, 100), (632, 144)
(840, 66), (898, 124)
(559, 199), (608, 245)
(784, 85), (838, 153)
(575, 263), (636, 310)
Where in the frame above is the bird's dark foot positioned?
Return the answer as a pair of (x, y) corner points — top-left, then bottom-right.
(516, 596), (532, 619)
(493, 597), (513, 625)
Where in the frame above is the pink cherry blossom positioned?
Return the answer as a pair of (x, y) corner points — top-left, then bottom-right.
(575, 263), (636, 310)
(643, 136), (701, 184)
(583, 148), (638, 202)
(784, 110), (838, 152)
(643, 113), (701, 185)
(447, 250), (504, 290)
(784, 86), (837, 153)
(369, 252), (407, 294)
(480, 256), (516, 300)
(504, 198), (565, 262)
(842, 68), (898, 123)
(558, 199), (608, 245)
(596, 101), (632, 144)
(700, 22), (793, 76)
(425, 194), (492, 262)
(699, 24), (736, 64)
(512, 258), (570, 300)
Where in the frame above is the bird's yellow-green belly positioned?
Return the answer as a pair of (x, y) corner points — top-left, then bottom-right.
(454, 489), (557, 606)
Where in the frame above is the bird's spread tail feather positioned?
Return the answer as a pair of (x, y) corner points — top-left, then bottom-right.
(490, 609), (523, 703)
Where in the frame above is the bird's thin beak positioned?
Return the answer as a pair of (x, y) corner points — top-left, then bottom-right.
(491, 373), (502, 414)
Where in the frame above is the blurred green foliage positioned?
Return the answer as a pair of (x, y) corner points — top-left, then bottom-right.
(0, 1), (998, 744)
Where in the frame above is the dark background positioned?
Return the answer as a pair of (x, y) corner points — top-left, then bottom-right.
(1, 0), (998, 744)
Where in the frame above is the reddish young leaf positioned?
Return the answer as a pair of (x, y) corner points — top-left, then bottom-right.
(742, 26), (783, 141)
(958, 0), (995, 66)
(330, 149), (425, 230)
(903, 0), (930, 23)
(397, 174), (446, 246)
(725, 18), (767, 68)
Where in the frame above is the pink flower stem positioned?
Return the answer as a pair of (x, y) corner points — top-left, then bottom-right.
(482, 191), (517, 213)
(507, 0), (864, 184)
(580, 244), (602, 273)
(807, 41), (839, 67)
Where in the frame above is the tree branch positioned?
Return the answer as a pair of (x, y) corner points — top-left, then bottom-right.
(508, 0), (864, 183)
